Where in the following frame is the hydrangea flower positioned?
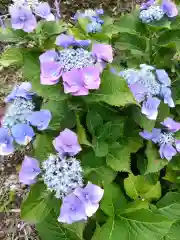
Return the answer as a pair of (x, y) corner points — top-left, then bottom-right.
(139, 0), (178, 23)
(58, 182), (104, 224)
(120, 64), (174, 120)
(73, 8), (104, 34)
(58, 193), (87, 224)
(0, 128), (14, 155)
(4, 82), (34, 103)
(0, 82), (51, 155)
(140, 118), (180, 161)
(55, 34), (91, 48)
(11, 123), (35, 145)
(9, 0), (55, 31)
(53, 128), (81, 156)
(74, 182), (104, 217)
(39, 38), (113, 95)
(9, 5), (37, 32)
(34, 2), (55, 21)
(19, 156), (41, 185)
(42, 154), (83, 199)
(27, 110), (52, 130)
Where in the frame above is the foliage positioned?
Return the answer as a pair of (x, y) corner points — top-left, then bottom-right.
(1, 1), (180, 240)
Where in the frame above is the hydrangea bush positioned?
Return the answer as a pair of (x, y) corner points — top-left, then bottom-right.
(1, 0), (180, 239)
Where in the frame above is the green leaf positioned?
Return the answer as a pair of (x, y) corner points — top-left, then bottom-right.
(100, 183), (127, 216)
(124, 174), (161, 201)
(86, 165), (116, 185)
(0, 28), (25, 42)
(33, 133), (55, 161)
(92, 138), (109, 157)
(36, 210), (85, 240)
(106, 143), (131, 173)
(0, 47), (23, 67)
(37, 20), (67, 36)
(86, 70), (136, 107)
(21, 182), (53, 223)
(42, 100), (76, 131)
(86, 110), (103, 136)
(77, 17), (89, 33)
(165, 221), (180, 240)
(132, 106), (155, 131)
(81, 149), (106, 170)
(145, 142), (168, 174)
(156, 192), (180, 220)
(114, 9), (146, 35)
(115, 32), (147, 52)
(124, 199), (150, 213)
(76, 114), (91, 146)
(157, 29), (180, 47)
(92, 209), (172, 240)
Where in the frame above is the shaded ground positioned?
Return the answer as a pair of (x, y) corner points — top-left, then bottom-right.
(0, 0), (143, 239)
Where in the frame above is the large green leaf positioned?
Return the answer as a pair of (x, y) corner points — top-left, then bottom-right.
(124, 174), (161, 202)
(100, 183), (127, 216)
(0, 28), (26, 42)
(106, 143), (131, 173)
(76, 114), (91, 146)
(156, 192), (180, 220)
(86, 70), (136, 107)
(92, 138), (109, 157)
(157, 29), (180, 47)
(165, 221), (180, 240)
(21, 182), (53, 223)
(81, 149), (106, 170)
(42, 99), (76, 131)
(86, 110), (103, 136)
(114, 9), (146, 35)
(145, 142), (168, 174)
(115, 32), (147, 52)
(0, 47), (23, 67)
(33, 133), (55, 161)
(86, 165), (116, 185)
(92, 209), (172, 240)
(36, 210), (85, 240)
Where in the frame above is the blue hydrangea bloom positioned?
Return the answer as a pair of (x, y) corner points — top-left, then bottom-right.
(120, 64), (174, 120)
(0, 128), (14, 155)
(11, 123), (35, 145)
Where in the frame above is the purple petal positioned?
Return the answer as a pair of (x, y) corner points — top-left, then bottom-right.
(19, 156), (41, 185)
(39, 50), (57, 63)
(73, 39), (91, 47)
(140, 0), (155, 10)
(129, 82), (148, 102)
(53, 128), (81, 156)
(92, 44), (113, 63)
(159, 143), (177, 161)
(23, 15), (37, 33)
(55, 34), (75, 48)
(82, 66), (101, 90)
(0, 128), (14, 155)
(58, 193), (87, 224)
(74, 182), (104, 217)
(141, 96), (160, 120)
(139, 128), (161, 143)
(34, 2), (55, 21)
(62, 69), (89, 96)
(27, 110), (52, 130)
(40, 62), (62, 85)
(156, 69), (171, 86)
(11, 123), (35, 145)
(175, 140), (180, 152)
(160, 86), (174, 108)
(4, 82), (34, 103)
(95, 9), (104, 15)
(161, 118), (180, 132)
(161, 0), (178, 17)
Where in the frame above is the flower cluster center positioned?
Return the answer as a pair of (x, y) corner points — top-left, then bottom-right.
(158, 132), (175, 145)
(56, 48), (96, 72)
